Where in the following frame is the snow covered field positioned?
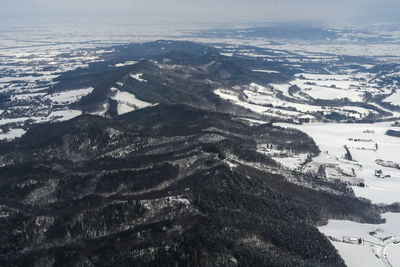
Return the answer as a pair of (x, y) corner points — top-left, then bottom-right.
(319, 213), (400, 267)
(214, 87), (309, 120)
(130, 73), (147, 83)
(384, 90), (400, 106)
(0, 128), (26, 140)
(289, 71), (393, 105)
(110, 87), (154, 115)
(277, 122), (400, 267)
(214, 78), (385, 123)
(277, 122), (400, 204)
(114, 61), (138, 67)
(46, 88), (94, 104)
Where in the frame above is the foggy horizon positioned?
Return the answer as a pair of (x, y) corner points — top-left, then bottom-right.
(2, 0), (400, 26)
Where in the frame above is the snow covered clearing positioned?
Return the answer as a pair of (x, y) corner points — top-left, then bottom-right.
(90, 102), (110, 117)
(117, 103), (135, 115)
(277, 122), (400, 204)
(0, 117), (34, 126)
(10, 93), (47, 101)
(252, 69), (280, 73)
(291, 74), (366, 102)
(46, 109), (82, 121)
(114, 61), (138, 67)
(0, 128), (26, 140)
(257, 144), (310, 170)
(110, 87), (153, 115)
(46, 87), (94, 104)
(214, 79), (374, 122)
(214, 88), (306, 119)
(384, 91), (400, 106)
(220, 52), (233, 57)
(239, 118), (268, 126)
(130, 73), (147, 82)
(319, 213), (400, 267)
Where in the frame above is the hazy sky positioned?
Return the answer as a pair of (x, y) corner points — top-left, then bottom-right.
(2, 0), (400, 24)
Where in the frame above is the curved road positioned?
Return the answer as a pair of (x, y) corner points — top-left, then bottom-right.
(380, 237), (400, 267)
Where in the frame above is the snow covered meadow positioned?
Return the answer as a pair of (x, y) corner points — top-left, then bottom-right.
(278, 122), (400, 203)
(273, 121), (400, 266)
(319, 212), (400, 267)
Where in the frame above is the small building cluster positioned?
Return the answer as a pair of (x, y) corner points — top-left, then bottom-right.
(342, 236), (364, 245)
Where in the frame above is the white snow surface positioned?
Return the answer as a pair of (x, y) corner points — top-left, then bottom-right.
(117, 103), (135, 115)
(384, 91), (400, 106)
(46, 88), (94, 104)
(277, 121), (400, 267)
(11, 93), (46, 101)
(277, 122), (400, 204)
(114, 61), (138, 67)
(90, 102), (110, 117)
(257, 144), (310, 170)
(386, 243), (400, 266)
(130, 73), (147, 82)
(214, 88), (310, 120)
(0, 128), (26, 140)
(252, 69), (280, 73)
(46, 109), (82, 121)
(319, 213), (400, 267)
(0, 117), (35, 126)
(214, 80), (373, 122)
(110, 87), (153, 115)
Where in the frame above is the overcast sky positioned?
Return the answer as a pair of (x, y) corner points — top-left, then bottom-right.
(2, 0), (400, 25)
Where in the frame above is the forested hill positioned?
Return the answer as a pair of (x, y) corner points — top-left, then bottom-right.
(0, 41), (394, 267)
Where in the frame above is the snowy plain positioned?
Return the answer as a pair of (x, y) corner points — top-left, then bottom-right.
(277, 122), (400, 204)
(277, 122), (400, 267)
